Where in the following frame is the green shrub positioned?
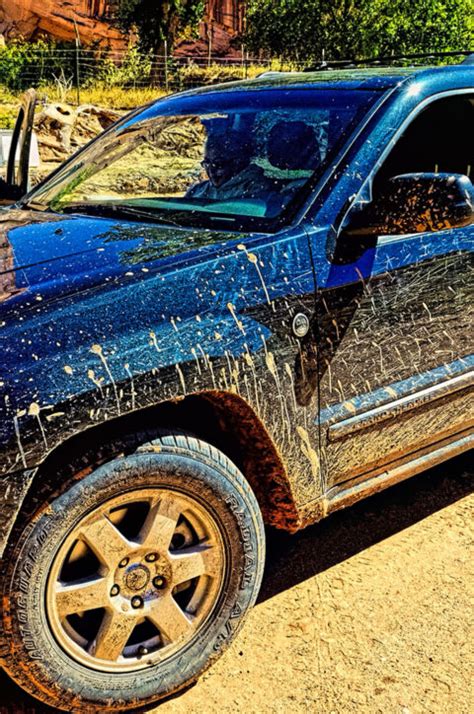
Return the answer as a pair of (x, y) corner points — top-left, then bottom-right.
(0, 39), (72, 90)
(0, 106), (18, 129)
(96, 46), (153, 87)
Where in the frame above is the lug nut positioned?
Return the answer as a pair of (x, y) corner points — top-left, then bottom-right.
(153, 575), (166, 589)
(131, 596), (143, 609)
(110, 584), (120, 596)
(119, 557), (129, 568)
(145, 553), (158, 563)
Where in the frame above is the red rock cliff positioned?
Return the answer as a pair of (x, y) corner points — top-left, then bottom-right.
(0, 1), (246, 55)
(0, 0), (127, 49)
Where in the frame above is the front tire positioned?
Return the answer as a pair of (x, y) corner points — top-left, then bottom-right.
(0, 434), (265, 711)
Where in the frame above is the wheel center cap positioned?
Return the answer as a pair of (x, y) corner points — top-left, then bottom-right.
(125, 564), (150, 592)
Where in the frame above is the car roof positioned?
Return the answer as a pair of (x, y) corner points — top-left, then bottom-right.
(174, 64), (474, 97)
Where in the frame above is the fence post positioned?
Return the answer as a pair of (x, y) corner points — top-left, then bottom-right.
(39, 44), (45, 85)
(208, 18), (213, 67)
(73, 19), (81, 106)
(164, 39), (169, 92)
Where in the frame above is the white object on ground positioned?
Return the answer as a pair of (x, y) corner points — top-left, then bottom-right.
(0, 130), (40, 168)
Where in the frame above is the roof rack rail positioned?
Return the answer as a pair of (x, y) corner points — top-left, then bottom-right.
(304, 49), (474, 72)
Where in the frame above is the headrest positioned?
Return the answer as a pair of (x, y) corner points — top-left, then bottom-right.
(267, 121), (319, 170)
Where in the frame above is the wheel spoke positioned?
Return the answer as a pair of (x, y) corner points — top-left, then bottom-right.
(148, 594), (194, 644)
(77, 515), (132, 570)
(90, 609), (137, 661)
(140, 495), (182, 552)
(170, 543), (220, 586)
(55, 577), (109, 617)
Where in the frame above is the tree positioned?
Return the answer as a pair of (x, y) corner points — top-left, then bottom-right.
(360, 0), (474, 58)
(245, 0), (474, 63)
(117, 0), (205, 56)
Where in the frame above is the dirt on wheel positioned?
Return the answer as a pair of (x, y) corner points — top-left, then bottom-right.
(0, 453), (472, 713)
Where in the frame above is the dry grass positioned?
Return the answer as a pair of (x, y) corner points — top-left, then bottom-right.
(0, 85), (168, 128)
(67, 85), (168, 109)
(0, 60), (296, 128)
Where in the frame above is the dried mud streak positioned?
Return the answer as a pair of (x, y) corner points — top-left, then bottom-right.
(203, 391), (301, 530)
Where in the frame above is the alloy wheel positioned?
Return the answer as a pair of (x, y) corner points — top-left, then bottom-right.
(46, 488), (225, 672)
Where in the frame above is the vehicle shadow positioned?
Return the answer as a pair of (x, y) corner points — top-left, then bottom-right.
(259, 451), (472, 603)
(0, 453), (471, 713)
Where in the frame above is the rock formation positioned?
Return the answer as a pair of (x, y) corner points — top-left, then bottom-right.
(0, 1), (127, 50)
(0, 1), (246, 56)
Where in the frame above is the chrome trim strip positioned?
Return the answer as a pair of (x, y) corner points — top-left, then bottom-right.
(328, 370), (473, 441)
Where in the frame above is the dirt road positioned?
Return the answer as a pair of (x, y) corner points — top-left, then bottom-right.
(1, 454), (472, 713)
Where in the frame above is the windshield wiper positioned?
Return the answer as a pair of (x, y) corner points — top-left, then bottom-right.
(61, 202), (184, 228)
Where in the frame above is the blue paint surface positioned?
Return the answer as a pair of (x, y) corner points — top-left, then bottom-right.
(0, 61), (472, 501)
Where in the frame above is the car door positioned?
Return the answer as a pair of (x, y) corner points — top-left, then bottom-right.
(308, 89), (474, 491)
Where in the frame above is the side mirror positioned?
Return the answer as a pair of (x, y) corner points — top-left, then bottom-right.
(345, 173), (474, 236)
(0, 88), (37, 203)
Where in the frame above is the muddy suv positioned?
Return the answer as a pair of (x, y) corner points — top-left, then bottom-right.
(0, 62), (473, 711)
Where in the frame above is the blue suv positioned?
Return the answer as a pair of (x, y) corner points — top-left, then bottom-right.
(0, 61), (472, 711)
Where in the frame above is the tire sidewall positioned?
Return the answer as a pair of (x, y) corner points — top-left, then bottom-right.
(1, 448), (264, 711)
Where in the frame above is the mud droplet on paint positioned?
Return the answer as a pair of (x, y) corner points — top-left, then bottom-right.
(227, 302), (246, 335)
(296, 426), (320, 480)
(28, 402), (40, 416)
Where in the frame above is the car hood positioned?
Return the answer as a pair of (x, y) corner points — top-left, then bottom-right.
(0, 207), (241, 314)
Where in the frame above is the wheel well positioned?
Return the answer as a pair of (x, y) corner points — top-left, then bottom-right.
(26, 391), (300, 530)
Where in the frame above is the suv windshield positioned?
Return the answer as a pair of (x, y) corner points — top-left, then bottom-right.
(25, 87), (380, 231)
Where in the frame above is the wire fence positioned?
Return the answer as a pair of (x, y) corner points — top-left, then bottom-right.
(0, 46), (294, 101)
(1, 45), (470, 105)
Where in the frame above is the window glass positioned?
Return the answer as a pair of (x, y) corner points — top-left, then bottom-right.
(28, 88), (380, 231)
(375, 94), (474, 190)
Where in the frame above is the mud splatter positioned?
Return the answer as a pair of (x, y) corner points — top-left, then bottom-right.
(13, 415), (27, 468)
(284, 362), (298, 413)
(28, 402), (47, 448)
(175, 364), (186, 393)
(91, 344), (121, 415)
(296, 425), (320, 481)
(124, 363), (136, 410)
(227, 302), (245, 335)
(191, 347), (202, 375)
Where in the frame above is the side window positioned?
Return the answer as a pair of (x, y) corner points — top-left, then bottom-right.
(374, 94), (474, 192)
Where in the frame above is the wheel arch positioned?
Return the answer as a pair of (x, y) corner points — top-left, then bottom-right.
(17, 390), (301, 532)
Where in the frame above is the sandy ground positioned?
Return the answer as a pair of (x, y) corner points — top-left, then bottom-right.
(0, 453), (472, 714)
